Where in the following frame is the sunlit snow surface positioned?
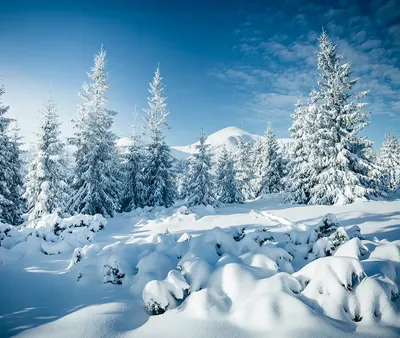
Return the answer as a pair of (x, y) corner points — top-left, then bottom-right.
(0, 195), (399, 338)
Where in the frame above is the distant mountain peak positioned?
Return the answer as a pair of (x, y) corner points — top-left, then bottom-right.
(23, 126), (292, 163)
(170, 126), (292, 160)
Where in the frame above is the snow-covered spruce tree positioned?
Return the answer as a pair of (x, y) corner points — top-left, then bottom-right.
(120, 113), (146, 211)
(174, 160), (188, 200)
(285, 99), (317, 204)
(378, 131), (400, 191)
(288, 30), (378, 205)
(24, 96), (70, 222)
(251, 135), (265, 197)
(308, 30), (379, 205)
(257, 123), (284, 196)
(235, 135), (254, 200)
(142, 65), (175, 207)
(0, 82), (24, 225)
(66, 46), (121, 217)
(215, 146), (243, 204)
(185, 131), (216, 206)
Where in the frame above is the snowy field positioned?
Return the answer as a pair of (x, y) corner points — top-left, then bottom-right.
(0, 195), (399, 338)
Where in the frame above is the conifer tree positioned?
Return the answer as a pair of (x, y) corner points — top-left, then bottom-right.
(175, 160), (188, 200)
(308, 30), (378, 205)
(215, 146), (243, 204)
(0, 82), (24, 225)
(235, 136), (254, 200)
(143, 65), (175, 207)
(258, 123), (284, 195)
(186, 131), (216, 206)
(251, 135), (265, 197)
(120, 113), (146, 211)
(285, 99), (317, 204)
(287, 30), (379, 205)
(378, 132), (400, 191)
(67, 46), (121, 216)
(24, 96), (70, 221)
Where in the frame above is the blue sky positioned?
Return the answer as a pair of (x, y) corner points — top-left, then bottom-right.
(1, 0), (399, 147)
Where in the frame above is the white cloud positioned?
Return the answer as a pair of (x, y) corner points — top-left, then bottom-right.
(214, 0), (400, 130)
(360, 39), (382, 50)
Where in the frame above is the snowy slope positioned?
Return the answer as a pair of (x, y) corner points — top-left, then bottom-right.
(170, 126), (293, 160)
(1, 196), (399, 338)
(22, 126), (293, 162)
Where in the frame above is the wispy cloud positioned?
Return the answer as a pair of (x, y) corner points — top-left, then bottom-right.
(211, 0), (400, 134)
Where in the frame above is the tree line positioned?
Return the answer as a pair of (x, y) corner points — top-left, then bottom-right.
(0, 31), (399, 225)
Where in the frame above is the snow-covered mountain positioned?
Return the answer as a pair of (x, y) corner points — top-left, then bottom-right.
(23, 126), (293, 163)
(169, 126), (293, 160)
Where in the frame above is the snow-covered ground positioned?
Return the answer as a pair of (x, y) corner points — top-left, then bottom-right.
(1, 196), (399, 338)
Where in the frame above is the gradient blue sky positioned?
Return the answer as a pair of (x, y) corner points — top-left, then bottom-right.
(1, 0), (399, 147)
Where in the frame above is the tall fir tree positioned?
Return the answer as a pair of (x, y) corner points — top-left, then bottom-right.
(215, 146), (243, 204)
(0, 82), (24, 225)
(24, 96), (70, 222)
(120, 113), (146, 211)
(235, 135), (254, 200)
(308, 30), (378, 205)
(285, 99), (316, 204)
(378, 132), (400, 191)
(186, 131), (216, 206)
(287, 30), (378, 205)
(175, 160), (188, 200)
(143, 65), (175, 207)
(258, 123), (284, 195)
(251, 135), (265, 197)
(67, 46), (121, 217)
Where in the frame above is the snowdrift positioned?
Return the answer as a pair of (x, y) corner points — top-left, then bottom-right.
(0, 213), (106, 264)
(1, 205), (399, 336)
(63, 209), (400, 330)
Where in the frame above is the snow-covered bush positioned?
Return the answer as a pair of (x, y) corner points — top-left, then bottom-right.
(71, 247), (83, 265)
(46, 208), (398, 330)
(0, 213), (107, 261)
(143, 270), (190, 315)
(293, 255), (399, 325)
(0, 223), (25, 249)
(103, 255), (126, 285)
(33, 213), (106, 235)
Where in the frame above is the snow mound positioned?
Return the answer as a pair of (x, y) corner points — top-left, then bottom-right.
(0, 213), (107, 263)
(135, 213), (400, 330)
(143, 270), (190, 315)
(25, 210), (395, 333)
(293, 255), (399, 325)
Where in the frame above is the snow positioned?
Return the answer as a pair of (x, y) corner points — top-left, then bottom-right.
(0, 213), (106, 263)
(170, 126), (294, 160)
(0, 197), (399, 337)
(24, 125), (293, 165)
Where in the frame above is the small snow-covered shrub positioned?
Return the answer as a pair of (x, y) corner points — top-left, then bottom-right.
(307, 227), (351, 260)
(0, 223), (13, 241)
(71, 247), (83, 265)
(143, 270), (190, 315)
(0, 223), (25, 249)
(103, 255), (125, 285)
(0, 213), (107, 259)
(34, 213), (106, 235)
(314, 213), (340, 238)
(286, 213), (340, 246)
